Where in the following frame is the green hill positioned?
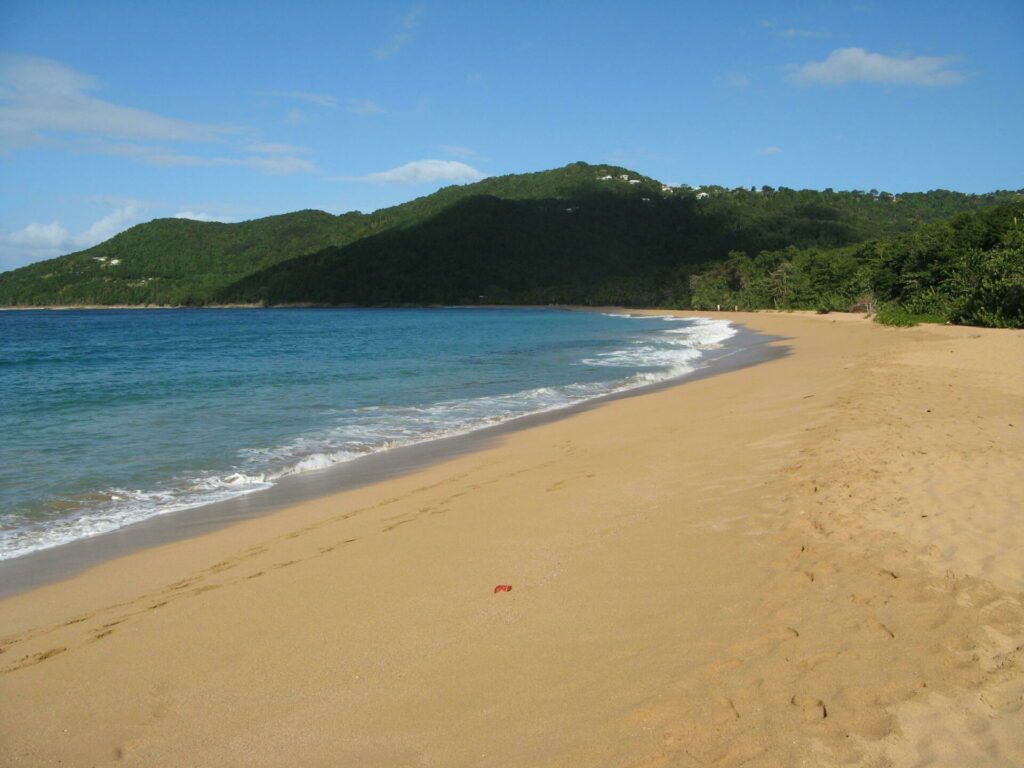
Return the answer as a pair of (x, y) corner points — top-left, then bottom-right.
(0, 209), (372, 307)
(1, 162), (1021, 323)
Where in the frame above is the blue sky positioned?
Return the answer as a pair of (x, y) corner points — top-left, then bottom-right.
(1, 0), (1022, 270)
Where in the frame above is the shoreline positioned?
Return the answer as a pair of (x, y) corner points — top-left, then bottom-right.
(1, 311), (1021, 766)
(0, 318), (785, 598)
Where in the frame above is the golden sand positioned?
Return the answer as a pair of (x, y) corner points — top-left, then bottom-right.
(1, 311), (1021, 766)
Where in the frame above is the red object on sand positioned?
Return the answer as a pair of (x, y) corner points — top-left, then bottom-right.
(493, 584), (513, 593)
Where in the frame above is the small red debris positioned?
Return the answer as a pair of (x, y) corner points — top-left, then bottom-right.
(493, 584), (513, 594)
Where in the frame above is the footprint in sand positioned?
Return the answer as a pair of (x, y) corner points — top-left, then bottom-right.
(790, 694), (828, 720)
(4, 646), (66, 673)
(711, 696), (741, 723)
(870, 620), (896, 639)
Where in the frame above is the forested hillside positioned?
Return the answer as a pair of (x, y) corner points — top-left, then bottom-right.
(689, 200), (1024, 328)
(1, 162), (1020, 326)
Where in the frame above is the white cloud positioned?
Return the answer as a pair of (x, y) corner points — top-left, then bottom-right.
(356, 159), (484, 184)
(0, 54), (312, 176)
(173, 211), (222, 222)
(8, 220), (70, 250)
(285, 108), (305, 124)
(74, 204), (142, 246)
(1, 204), (145, 268)
(374, 9), (420, 60)
(791, 47), (965, 86)
(756, 146), (783, 155)
(0, 53), (230, 150)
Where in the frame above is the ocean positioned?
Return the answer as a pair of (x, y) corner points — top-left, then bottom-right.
(0, 307), (739, 561)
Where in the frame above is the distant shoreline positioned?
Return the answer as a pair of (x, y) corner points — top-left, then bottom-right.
(0, 303), (660, 313)
(0, 303), (589, 310)
(0, 302), (266, 310)
(0, 303), (833, 314)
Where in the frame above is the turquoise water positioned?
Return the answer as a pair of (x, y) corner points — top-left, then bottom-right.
(0, 308), (737, 559)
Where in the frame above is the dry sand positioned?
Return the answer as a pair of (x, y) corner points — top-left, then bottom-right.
(1, 311), (1021, 767)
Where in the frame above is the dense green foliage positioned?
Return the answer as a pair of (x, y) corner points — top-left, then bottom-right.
(688, 201), (1024, 328)
(1, 162), (1021, 327)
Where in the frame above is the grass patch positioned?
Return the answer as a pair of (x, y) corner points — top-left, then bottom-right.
(874, 304), (948, 327)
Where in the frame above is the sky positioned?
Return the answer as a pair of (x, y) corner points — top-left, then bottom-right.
(1, 1), (1022, 270)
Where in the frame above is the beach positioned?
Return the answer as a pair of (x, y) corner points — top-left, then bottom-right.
(1, 311), (1021, 766)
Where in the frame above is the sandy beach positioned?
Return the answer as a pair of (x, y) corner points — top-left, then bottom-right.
(1, 311), (1021, 766)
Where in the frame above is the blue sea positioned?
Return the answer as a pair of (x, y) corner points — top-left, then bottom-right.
(0, 308), (738, 560)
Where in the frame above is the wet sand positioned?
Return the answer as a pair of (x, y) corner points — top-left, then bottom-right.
(1, 311), (1021, 766)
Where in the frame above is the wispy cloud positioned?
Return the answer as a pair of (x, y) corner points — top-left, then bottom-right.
(778, 27), (831, 39)
(245, 141), (312, 155)
(258, 89), (340, 108)
(438, 144), (481, 158)
(791, 47), (966, 86)
(761, 20), (830, 40)
(260, 90), (383, 116)
(718, 72), (750, 89)
(756, 146), (783, 155)
(352, 159), (483, 184)
(374, 8), (420, 60)
(152, 152), (315, 175)
(0, 53), (231, 151)
(346, 98), (385, 116)
(87, 140), (317, 174)
(0, 54), (319, 177)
